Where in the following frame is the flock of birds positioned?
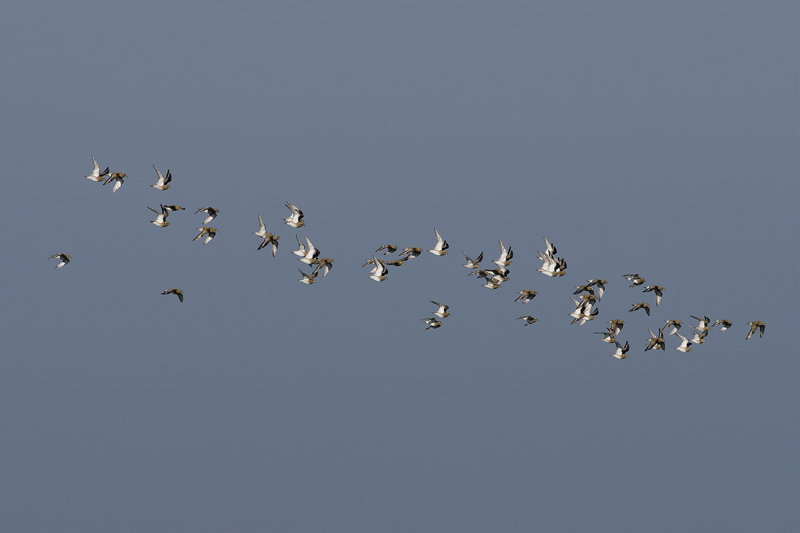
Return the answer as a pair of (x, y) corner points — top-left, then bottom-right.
(50, 156), (767, 359)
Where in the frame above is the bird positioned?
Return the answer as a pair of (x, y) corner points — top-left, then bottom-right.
(711, 319), (732, 332)
(642, 285), (664, 306)
(690, 327), (708, 345)
(283, 202), (304, 228)
(675, 333), (692, 352)
(629, 302), (650, 316)
(85, 155), (109, 182)
(195, 207), (220, 225)
(254, 216), (281, 256)
(462, 251), (483, 269)
(103, 172), (126, 193)
(611, 340), (630, 359)
(368, 256), (388, 282)
(537, 237), (567, 277)
(493, 239), (513, 267)
(690, 315), (711, 332)
(514, 290), (537, 303)
(745, 321), (765, 340)
(428, 227), (449, 256)
(148, 205), (170, 227)
(664, 319), (682, 335)
(608, 319), (625, 335)
(623, 273), (646, 287)
(49, 253), (70, 268)
(298, 267), (318, 285)
(430, 301), (450, 318)
(151, 165), (172, 190)
(161, 288), (183, 302)
(385, 259), (405, 267)
(594, 326), (618, 343)
(517, 315), (539, 326)
(423, 317), (442, 330)
(586, 279), (607, 299)
(162, 204), (185, 212)
(375, 244), (398, 255)
(299, 237), (321, 264)
(193, 226), (217, 245)
(398, 247), (422, 261)
(309, 257), (334, 277)
(293, 235), (307, 258)
(644, 328), (666, 351)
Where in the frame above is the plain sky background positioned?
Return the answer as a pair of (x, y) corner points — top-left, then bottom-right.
(1, 1), (798, 531)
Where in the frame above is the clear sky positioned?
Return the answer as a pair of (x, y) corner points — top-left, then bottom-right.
(1, 1), (798, 531)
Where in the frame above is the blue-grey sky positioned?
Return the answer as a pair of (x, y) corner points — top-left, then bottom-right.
(1, 1), (798, 531)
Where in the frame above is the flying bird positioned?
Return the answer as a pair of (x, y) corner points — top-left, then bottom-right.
(430, 301), (450, 318)
(611, 340), (630, 359)
(675, 333), (692, 352)
(517, 315), (539, 326)
(151, 165), (172, 190)
(629, 302), (650, 316)
(375, 244), (398, 255)
(664, 319), (681, 335)
(422, 317), (442, 330)
(254, 215), (281, 256)
(368, 256), (388, 282)
(690, 315), (711, 332)
(85, 155), (109, 182)
(49, 253), (71, 268)
(428, 228), (449, 256)
(711, 319), (732, 332)
(642, 285), (665, 306)
(103, 172), (126, 194)
(493, 240), (513, 267)
(195, 206), (220, 225)
(162, 204), (185, 212)
(161, 288), (183, 302)
(745, 321), (765, 340)
(514, 290), (537, 303)
(462, 251), (483, 269)
(283, 202), (304, 228)
(193, 226), (217, 245)
(398, 247), (422, 261)
(148, 205), (170, 227)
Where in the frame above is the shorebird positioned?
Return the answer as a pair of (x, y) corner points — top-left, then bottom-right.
(675, 333), (692, 352)
(161, 288), (183, 302)
(162, 204), (184, 212)
(690, 315), (711, 332)
(398, 247), (422, 261)
(462, 251), (483, 269)
(423, 317), (442, 330)
(368, 256), (388, 282)
(482, 278), (501, 290)
(151, 165), (172, 190)
(642, 285), (664, 306)
(293, 235), (307, 258)
(623, 273), (646, 287)
(310, 257), (334, 277)
(517, 315), (539, 326)
(611, 340), (630, 359)
(254, 214), (280, 256)
(493, 239), (513, 267)
(298, 267), (318, 285)
(570, 298), (598, 325)
(428, 228), (449, 256)
(430, 301), (450, 318)
(385, 259), (405, 267)
(299, 237), (321, 264)
(195, 207), (220, 225)
(514, 290), (537, 303)
(594, 328), (617, 344)
(629, 302), (650, 316)
(148, 205), (170, 227)
(664, 319), (681, 335)
(644, 328), (666, 351)
(587, 279), (607, 299)
(711, 319), (732, 332)
(537, 237), (567, 277)
(283, 202), (304, 228)
(375, 244), (398, 255)
(103, 172), (126, 193)
(85, 155), (109, 182)
(745, 321), (765, 340)
(193, 226), (217, 245)
(608, 319), (625, 335)
(49, 253), (70, 268)
(690, 327), (708, 345)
